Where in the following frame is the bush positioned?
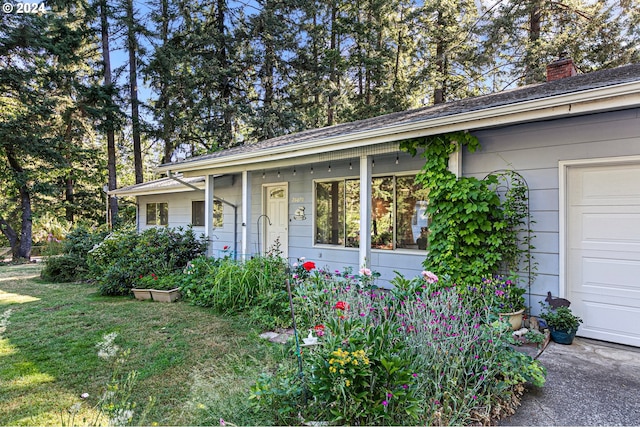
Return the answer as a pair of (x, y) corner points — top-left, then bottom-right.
(87, 227), (206, 296)
(41, 226), (108, 283)
(180, 254), (289, 329)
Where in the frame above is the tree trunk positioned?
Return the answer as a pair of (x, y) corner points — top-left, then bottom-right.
(434, 11), (445, 105)
(65, 176), (74, 222)
(217, 0), (233, 147)
(5, 147), (32, 260)
(18, 184), (33, 259)
(0, 216), (19, 259)
(327, 0), (339, 126)
(101, 0), (118, 224)
(160, 0), (172, 163)
(525, 0), (542, 84)
(126, 0), (143, 184)
(262, 0), (275, 140)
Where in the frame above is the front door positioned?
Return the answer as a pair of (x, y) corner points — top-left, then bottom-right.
(264, 184), (288, 259)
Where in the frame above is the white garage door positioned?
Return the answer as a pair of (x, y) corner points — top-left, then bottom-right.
(566, 161), (640, 347)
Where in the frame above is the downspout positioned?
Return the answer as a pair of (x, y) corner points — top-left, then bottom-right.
(167, 171), (239, 260)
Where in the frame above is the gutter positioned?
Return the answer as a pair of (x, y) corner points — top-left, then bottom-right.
(156, 80), (640, 174)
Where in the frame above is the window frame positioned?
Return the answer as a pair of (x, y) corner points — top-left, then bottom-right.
(313, 171), (429, 252)
(146, 202), (168, 226)
(191, 200), (224, 228)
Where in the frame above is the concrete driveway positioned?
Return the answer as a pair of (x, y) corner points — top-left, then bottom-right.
(500, 337), (640, 426)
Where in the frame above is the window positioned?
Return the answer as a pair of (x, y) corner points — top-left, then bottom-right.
(396, 176), (430, 250)
(213, 200), (223, 227)
(192, 201), (205, 226)
(314, 175), (430, 250)
(192, 200), (224, 227)
(146, 202), (168, 226)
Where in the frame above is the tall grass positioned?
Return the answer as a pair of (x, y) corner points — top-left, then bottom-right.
(180, 255), (289, 328)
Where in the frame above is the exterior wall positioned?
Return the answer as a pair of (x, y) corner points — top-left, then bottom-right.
(137, 107), (640, 296)
(465, 107), (640, 314)
(252, 151), (430, 287)
(137, 174), (243, 257)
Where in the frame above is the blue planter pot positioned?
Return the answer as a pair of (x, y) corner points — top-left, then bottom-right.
(550, 327), (576, 345)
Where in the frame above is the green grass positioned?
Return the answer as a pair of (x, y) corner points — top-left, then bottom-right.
(0, 263), (286, 426)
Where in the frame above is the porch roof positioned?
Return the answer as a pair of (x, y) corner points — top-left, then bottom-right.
(157, 63), (640, 175)
(109, 175), (205, 196)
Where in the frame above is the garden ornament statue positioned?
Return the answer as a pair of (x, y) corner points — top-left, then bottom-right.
(545, 291), (571, 309)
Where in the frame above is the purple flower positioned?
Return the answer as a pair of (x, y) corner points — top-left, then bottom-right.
(382, 400), (388, 407)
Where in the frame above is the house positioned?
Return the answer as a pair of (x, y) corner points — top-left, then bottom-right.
(111, 59), (640, 347)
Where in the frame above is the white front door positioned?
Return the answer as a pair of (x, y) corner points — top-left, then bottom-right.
(264, 184), (288, 259)
(565, 160), (640, 347)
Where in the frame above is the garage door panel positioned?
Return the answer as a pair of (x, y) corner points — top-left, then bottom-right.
(571, 164), (640, 205)
(567, 161), (640, 347)
(581, 213), (640, 244)
(571, 257), (640, 300)
(579, 300), (640, 344)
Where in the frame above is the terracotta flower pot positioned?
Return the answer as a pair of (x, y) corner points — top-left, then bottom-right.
(499, 308), (525, 331)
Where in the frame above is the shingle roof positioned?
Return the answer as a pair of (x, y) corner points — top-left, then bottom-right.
(163, 63), (640, 168)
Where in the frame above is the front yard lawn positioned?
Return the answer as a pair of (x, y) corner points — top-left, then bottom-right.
(0, 263), (282, 426)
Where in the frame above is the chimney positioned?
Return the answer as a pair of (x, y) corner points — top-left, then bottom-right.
(546, 56), (578, 82)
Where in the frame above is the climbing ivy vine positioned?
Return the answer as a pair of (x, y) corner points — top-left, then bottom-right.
(400, 132), (532, 286)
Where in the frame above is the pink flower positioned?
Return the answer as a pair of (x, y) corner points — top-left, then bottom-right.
(359, 268), (372, 276)
(314, 324), (325, 336)
(382, 400), (388, 407)
(421, 270), (439, 284)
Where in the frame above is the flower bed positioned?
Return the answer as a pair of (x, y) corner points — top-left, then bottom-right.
(251, 265), (545, 425)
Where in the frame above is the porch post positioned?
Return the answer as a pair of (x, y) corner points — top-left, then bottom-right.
(241, 170), (252, 260)
(204, 174), (215, 257)
(359, 155), (372, 269)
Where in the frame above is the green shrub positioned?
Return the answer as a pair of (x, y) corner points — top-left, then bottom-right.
(41, 226), (108, 283)
(180, 254), (289, 329)
(87, 227), (206, 296)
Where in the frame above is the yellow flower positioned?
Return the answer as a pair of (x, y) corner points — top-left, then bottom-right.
(352, 359), (358, 366)
(339, 369), (345, 374)
(329, 366), (337, 373)
(345, 380), (351, 387)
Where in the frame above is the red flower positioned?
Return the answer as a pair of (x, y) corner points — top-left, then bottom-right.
(302, 261), (316, 271)
(223, 245), (229, 250)
(314, 324), (325, 331)
(334, 301), (349, 311)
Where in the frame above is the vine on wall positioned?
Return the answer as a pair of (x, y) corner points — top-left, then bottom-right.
(400, 132), (534, 287)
